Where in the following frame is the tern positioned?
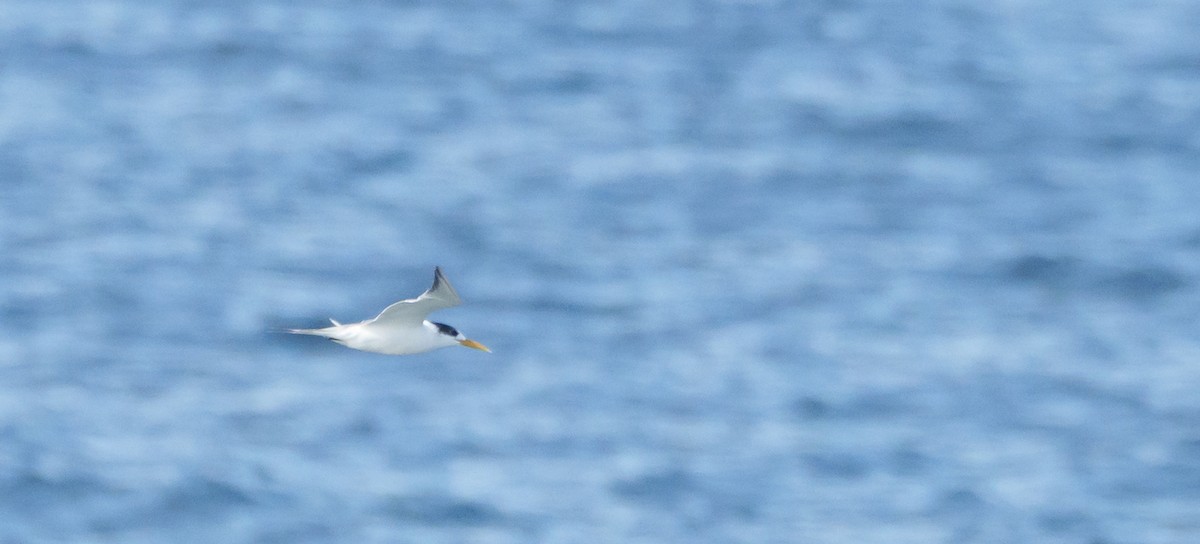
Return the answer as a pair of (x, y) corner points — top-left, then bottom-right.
(287, 267), (491, 355)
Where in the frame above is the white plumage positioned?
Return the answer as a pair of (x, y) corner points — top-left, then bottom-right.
(287, 267), (490, 355)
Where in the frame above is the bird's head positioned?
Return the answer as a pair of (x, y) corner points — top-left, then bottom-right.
(431, 321), (491, 353)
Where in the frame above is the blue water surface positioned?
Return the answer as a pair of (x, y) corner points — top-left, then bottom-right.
(3, 1), (1200, 543)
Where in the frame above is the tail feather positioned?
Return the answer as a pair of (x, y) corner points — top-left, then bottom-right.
(286, 323), (344, 337)
(286, 327), (334, 337)
(286, 321), (353, 346)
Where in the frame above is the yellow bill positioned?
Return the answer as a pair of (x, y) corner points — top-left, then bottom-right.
(459, 339), (492, 353)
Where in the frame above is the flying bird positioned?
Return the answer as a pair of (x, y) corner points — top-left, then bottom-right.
(287, 267), (491, 355)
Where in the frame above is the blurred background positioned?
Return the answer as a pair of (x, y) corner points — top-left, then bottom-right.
(2, 1), (1200, 542)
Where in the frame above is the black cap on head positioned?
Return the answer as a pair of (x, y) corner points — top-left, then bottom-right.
(431, 322), (459, 337)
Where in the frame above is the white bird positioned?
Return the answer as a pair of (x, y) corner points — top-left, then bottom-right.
(287, 267), (491, 355)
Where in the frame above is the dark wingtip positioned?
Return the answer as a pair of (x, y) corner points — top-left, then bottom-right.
(431, 266), (445, 290)
(426, 265), (463, 304)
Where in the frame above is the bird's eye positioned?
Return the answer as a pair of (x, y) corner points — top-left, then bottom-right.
(432, 322), (459, 337)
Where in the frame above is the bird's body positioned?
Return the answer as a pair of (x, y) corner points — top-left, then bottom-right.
(287, 267), (490, 355)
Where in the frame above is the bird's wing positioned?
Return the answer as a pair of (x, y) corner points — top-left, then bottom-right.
(368, 267), (463, 327)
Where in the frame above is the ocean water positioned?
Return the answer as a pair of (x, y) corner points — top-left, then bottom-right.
(2, 1), (1200, 542)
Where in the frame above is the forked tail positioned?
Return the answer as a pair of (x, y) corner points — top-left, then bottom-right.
(285, 318), (345, 338)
